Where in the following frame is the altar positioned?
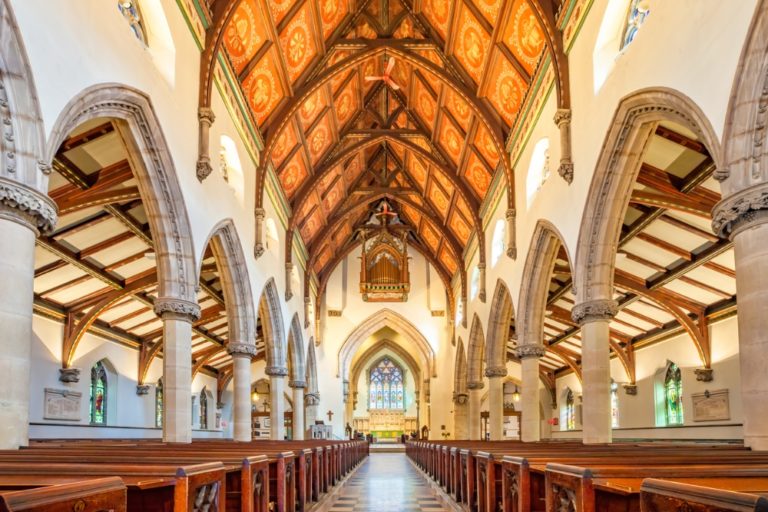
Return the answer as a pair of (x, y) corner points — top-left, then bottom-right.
(353, 410), (417, 440)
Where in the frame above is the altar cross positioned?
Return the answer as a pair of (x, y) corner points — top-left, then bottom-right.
(327, 410), (334, 422)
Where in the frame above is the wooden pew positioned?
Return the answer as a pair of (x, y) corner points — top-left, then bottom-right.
(0, 477), (126, 512)
(0, 462), (225, 512)
(640, 478), (768, 512)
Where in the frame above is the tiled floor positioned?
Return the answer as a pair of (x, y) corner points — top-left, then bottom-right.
(327, 453), (449, 511)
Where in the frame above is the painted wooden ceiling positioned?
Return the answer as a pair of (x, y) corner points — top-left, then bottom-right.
(216, 0), (553, 283)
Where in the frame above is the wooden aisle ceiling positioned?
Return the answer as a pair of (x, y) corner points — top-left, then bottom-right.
(518, 121), (736, 379)
(32, 119), (267, 381)
(211, 0), (560, 286)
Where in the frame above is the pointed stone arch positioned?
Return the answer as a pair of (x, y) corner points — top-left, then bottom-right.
(573, 88), (721, 304)
(466, 314), (485, 385)
(337, 309), (436, 380)
(287, 313), (306, 383)
(202, 219), (257, 348)
(517, 220), (570, 349)
(45, 83), (198, 306)
(0, 0), (49, 192)
(485, 280), (515, 372)
(257, 278), (286, 370)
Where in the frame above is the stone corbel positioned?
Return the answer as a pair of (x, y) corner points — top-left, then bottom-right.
(695, 368), (714, 382)
(478, 263), (487, 303)
(254, 208), (266, 258)
(453, 392), (468, 405)
(196, 107), (216, 182)
(554, 109), (574, 184)
(290, 380), (307, 389)
(623, 384), (638, 395)
(58, 367), (80, 383)
(136, 384), (151, 395)
(505, 209), (517, 259)
(305, 392), (320, 406)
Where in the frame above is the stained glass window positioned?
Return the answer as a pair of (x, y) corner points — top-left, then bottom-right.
(118, 1), (147, 44)
(200, 389), (209, 430)
(90, 361), (107, 425)
(368, 357), (404, 410)
(565, 389), (575, 431)
(664, 363), (683, 426)
(611, 381), (619, 428)
(621, 0), (650, 50)
(155, 378), (163, 428)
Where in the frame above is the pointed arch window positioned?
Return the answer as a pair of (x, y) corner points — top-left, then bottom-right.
(664, 363), (683, 426)
(155, 379), (164, 428)
(118, 1), (147, 44)
(611, 380), (619, 428)
(199, 389), (209, 430)
(90, 362), (108, 425)
(369, 357), (404, 410)
(565, 389), (576, 431)
(621, 0), (650, 50)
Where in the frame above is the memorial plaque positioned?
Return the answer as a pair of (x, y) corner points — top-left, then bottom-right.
(691, 389), (730, 422)
(44, 388), (82, 421)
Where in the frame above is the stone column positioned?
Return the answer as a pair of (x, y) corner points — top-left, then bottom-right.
(467, 381), (484, 440)
(290, 380), (306, 440)
(254, 208), (266, 258)
(478, 263), (487, 303)
(517, 344), (546, 442)
(713, 187), (768, 450)
(155, 298), (201, 443)
(266, 366), (288, 440)
(505, 209), (517, 259)
(453, 393), (469, 439)
(554, 109), (574, 184)
(228, 342), (257, 442)
(285, 262), (294, 301)
(195, 107), (215, 182)
(305, 392), (320, 438)
(0, 179), (56, 449)
(486, 366), (507, 440)
(572, 300), (617, 444)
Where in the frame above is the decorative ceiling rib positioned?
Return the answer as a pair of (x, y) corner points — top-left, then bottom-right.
(200, 0), (568, 294)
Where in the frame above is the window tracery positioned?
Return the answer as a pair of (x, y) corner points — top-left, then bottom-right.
(611, 380), (619, 428)
(200, 388), (209, 429)
(368, 357), (405, 410)
(155, 378), (163, 428)
(621, 0), (650, 49)
(565, 389), (576, 431)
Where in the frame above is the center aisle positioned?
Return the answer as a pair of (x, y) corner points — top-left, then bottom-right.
(326, 452), (450, 511)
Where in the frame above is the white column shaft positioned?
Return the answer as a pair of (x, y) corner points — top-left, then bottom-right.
(0, 219), (36, 449)
(232, 355), (252, 442)
(581, 319), (612, 444)
(468, 388), (483, 440)
(163, 315), (193, 443)
(270, 376), (286, 440)
(292, 387), (305, 440)
(521, 357), (540, 442)
(488, 376), (505, 440)
(734, 223), (768, 450)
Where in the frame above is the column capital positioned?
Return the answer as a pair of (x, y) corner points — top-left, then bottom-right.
(289, 380), (307, 389)
(305, 392), (320, 405)
(553, 108), (572, 126)
(265, 365), (289, 377)
(467, 381), (484, 390)
(712, 182), (768, 238)
(198, 107), (216, 125)
(0, 177), (57, 234)
(453, 392), (468, 404)
(153, 298), (201, 322)
(484, 366), (508, 378)
(227, 342), (258, 358)
(515, 344), (546, 359)
(571, 299), (618, 325)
